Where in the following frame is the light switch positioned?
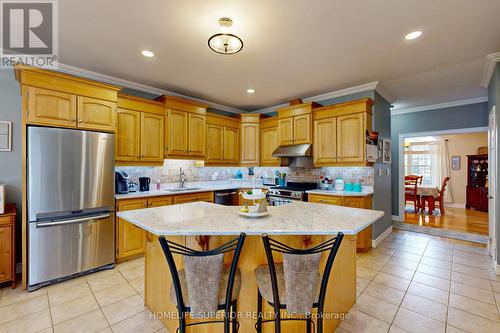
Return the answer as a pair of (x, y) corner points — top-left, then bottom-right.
(378, 169), (383, 176)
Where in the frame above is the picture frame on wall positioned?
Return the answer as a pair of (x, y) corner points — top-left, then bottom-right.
(0, 121), (12, 152)
(382, 139), (391, 163)
(451, 155), (461, 170)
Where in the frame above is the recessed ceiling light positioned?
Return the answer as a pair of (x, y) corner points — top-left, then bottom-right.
(246, 88), (255, 94)
(405, 31), (422, 40)
(141, 50), (155, 57)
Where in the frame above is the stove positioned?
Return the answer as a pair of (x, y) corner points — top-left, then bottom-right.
(267, 182), (318, 206)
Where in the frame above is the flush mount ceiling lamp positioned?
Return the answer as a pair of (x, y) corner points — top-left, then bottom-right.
(208, 17), (243, 55)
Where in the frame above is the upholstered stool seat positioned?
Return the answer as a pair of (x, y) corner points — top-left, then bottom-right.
(254, 264), (320, 305)
(170, 266), (242, 307)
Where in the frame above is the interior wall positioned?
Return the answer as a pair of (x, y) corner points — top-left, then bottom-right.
(440, 132), (488, 205)
(391, 102), (490, 217)
(0, 69), (22, 263)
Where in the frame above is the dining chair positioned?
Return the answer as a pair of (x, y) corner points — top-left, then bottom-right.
(405, 175), (422, 213)
(435, 177), (450, 215)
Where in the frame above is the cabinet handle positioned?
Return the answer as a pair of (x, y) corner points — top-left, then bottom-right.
(71, 118), (76, 122)
(78, 119), (83, 123)
(143, 203), (148, 207)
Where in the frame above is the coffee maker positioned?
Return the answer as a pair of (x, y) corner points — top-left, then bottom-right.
(139, 177), (151, 192)
(115, 171), (129, 194)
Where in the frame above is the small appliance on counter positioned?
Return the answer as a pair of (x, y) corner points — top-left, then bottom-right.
(139, 177), (151, 192)
(115, 171), (129, 194)
(334, 177), (345, 191)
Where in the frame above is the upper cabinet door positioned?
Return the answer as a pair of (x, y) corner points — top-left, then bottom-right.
(223, 127), (240, 163)
(27, 87), (77, 127)
(141, 113), (164, 163)
(260, 126), (279, 165)
(188, 113), (206, 157)
(313, 118), (337, 165)
(206, 123), (224, 163)
(337, 113), (365, 162)
(278, 117), (294, 146)
(167, 109), (188, 156)
(77, 96), (116, 132)
(241, 123), (260, 165)
(116, 109), (141, 162)
(293, 114), (311, 144)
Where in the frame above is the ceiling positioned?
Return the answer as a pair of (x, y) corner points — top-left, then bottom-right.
(58, 0), (500, 111)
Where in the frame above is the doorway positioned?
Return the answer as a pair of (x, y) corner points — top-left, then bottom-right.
(488, 106), (496, 261)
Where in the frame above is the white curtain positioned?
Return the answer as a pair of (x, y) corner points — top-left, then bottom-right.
(429, 138), (453, 202)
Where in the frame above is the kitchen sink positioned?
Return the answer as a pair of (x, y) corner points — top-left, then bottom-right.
(165, 187), (201, 192)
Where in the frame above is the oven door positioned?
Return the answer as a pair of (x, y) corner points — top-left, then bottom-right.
(268, 195), (301, 206)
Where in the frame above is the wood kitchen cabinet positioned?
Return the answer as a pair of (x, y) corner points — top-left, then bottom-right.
(308, 194), (372, 252)
(260, 117), (279, 166)
(312, 98), (373, 166)
(159, 96), (207, 159)
(276, 102), (318, 146)
(205, 114), (241, 165)
(116, 94), (165, 165)
(18, 67), (120, 131)
(0, 204), (16, 288)
(240, 114), (261, 166)
(172, 192), (214, 204)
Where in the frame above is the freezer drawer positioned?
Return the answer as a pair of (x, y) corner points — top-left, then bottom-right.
(28, 213), (115, 288)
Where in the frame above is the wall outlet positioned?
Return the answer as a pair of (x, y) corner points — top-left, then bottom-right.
(378, 169), (383, 176)
(387, 169), (391, 176)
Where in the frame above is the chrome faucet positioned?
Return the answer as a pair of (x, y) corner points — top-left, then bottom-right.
(179, 167), (188, 188)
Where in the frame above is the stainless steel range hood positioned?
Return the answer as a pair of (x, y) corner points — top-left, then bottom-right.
(272, 144), (312, 157)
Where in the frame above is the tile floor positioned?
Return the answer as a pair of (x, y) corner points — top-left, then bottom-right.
(338, 230), (500, 333)
(1, 230), (499, 333)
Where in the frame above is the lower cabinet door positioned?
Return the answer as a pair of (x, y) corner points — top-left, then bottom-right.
(117, 198), (148, 261)
(0, 225), (12, 282)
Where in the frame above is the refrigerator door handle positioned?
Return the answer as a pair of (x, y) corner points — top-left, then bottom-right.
(36, 213), (111, 228)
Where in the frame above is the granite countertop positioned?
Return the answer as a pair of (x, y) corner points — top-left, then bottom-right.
(306, 186), (374, 197)
(117, 201), (384, 236)
(115, 180), (267, 200)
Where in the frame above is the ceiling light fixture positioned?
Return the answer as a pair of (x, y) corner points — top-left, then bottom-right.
(246, 88), (255, 94)
(141, 50), (155, 57)
(208, 18), (243, 55)
(405, 31), (422, 40)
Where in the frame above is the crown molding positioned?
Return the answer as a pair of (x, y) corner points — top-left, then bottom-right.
(51, 63), (244, 114)
(481, 52), (500, 88)
(391, 96), (488, 116)
(252, 81), (383, 114)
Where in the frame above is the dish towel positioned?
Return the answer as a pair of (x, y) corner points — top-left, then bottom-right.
(283, 252), (322, 315)
(183, 253), (224, 318)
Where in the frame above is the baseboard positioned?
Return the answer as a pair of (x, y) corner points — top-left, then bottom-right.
(392, 215), (403, 222)
(445, 203), (466, 208)
(372, 226), (393, 248)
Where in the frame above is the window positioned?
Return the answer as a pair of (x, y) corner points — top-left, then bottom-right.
(404, 139), (436, 186)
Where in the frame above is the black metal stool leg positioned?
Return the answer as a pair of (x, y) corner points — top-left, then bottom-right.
(232, 301), (238, 333)
(306, 315), (312, 333)
(178, 311), (186, 333)
(257, 291), (263, 333)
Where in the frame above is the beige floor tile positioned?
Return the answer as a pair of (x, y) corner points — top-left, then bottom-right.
(339, 309), (390, 333)
(412, 272), (450, 291)
(392, 308), (445, 333)
(416, 263), (451, 279)
(398, 245), (426, 255)
(87, 272), (127, 293)
(380, 264), (415, 280)
(93, 282), (137, 307)
(423, 249), (453, 262)
(353, 293), (398, 323)
(454, 250), (492, 262)
(446, 325), (467, 333)
(362, 281), (405, 305)
(110, 310), (164, 333)
(50, 294), (99, 325)
(53, 309), (109, 333)
(453, 256), (492, 270)
(453, 244), (487, 255)
(0, 286), (46, 308)
(45, 277), (87, 292)
(419, 257), (452, 270)
(392, 250), (422, 263)
(116, 258), (144, 272)
(357, 257), (386, 271)
(356, 277), (370, 293)
(373, 272), (411, 292)
(0, 295), (48, 325)
(37, 328), (54, 333)
(451, 271), (492, 291)
(407, 281), (449, 305)
(453, 263), (491, 280)
(0, 309), (51, 333)
(101, 294), (146, 325)
(449, 293), (500, 322)
(491, 280), (500, 293)
(129, 276), (145, 293)
(153, 328), (170, 333)
(389, 326), (410, 333)
(378, 241), (401, 250)
(370, 246), (396, 256)
(85, 268), (119, 282)
(360, 251), (391, 263)
(450, 281), (496, 305)
(386, 257), (419, 270)
(356, 266), (378, 280)
(48, 282), (92, 307)
(119, 265), (144, 281)
(400, 293), (447, 322)
(447, 307), (500, 333)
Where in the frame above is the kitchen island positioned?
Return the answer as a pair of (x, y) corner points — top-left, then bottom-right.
(118, 201), (384, 333)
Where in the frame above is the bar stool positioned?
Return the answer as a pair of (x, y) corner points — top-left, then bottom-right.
(254, 233), (344, 333)
(159, 233), (246, 333)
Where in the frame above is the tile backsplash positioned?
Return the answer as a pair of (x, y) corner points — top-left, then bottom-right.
(116, 160), (374, 185)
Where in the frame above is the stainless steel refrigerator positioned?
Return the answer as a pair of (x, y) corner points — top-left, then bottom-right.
(27, 126), (115, 290)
